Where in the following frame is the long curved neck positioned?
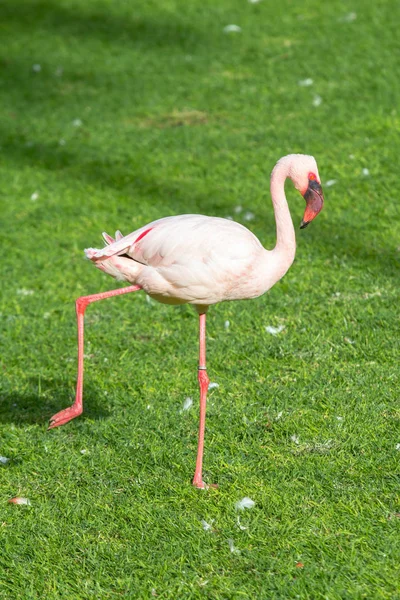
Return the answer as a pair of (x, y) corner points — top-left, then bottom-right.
(270, 160), (296, 262)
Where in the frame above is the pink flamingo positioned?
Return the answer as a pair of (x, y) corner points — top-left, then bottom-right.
(49, 154), (324, 489)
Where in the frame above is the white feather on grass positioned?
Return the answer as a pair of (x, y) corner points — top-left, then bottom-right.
(8, 497), (31, 505)
(235, 497), (255, 510)
(228, 539), (241, 554)
(265, 325), (285, 335)
(182, 397), (193, 411)
(223, 24), (242, 33)
(201, 519), (214, 531)
(208, 382), (219, 390)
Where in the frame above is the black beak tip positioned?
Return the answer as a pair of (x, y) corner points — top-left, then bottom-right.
(300, 220), (310, 229)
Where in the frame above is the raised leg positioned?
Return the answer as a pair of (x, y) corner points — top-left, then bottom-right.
(192, 312), (215, 489)
(48, 285), (141, 430)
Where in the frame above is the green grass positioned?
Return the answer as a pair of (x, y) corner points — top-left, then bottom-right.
(1, 0), (400, 597)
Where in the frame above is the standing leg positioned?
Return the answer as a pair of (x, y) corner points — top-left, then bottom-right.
(48, 285), (141, 430)
(192, 312), (211, 489)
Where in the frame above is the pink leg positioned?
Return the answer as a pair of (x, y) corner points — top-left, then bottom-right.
(48, 285), (141, 430)
(192, 312), (216, 489)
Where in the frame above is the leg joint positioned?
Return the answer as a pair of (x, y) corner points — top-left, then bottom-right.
(198, 368), (209, 387)
(76, 296), (90, 313)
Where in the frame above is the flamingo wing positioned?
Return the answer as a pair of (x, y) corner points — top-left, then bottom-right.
(90, 215), (261, 265)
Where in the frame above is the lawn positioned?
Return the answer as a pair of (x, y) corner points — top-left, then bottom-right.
(1, 0), (400, 597)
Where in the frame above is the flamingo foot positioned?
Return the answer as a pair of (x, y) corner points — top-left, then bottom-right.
(48, 405), (82, 430)
(192, 477), (218, 490)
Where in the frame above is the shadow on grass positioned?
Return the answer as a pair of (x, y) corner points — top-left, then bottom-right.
(309, 219), (400, 280)
(0, 0), (218, 205)
(0, 128), (211, 210)
(0, 379), (110, 426)
(3, 0), (207, 53)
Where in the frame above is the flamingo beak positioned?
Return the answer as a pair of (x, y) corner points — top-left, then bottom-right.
(300, 179), (324, 229)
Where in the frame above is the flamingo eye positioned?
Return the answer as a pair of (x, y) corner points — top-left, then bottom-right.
(308, 172), (317, 181)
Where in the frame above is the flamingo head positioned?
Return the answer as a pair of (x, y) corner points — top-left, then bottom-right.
(285, 154), (324, 229)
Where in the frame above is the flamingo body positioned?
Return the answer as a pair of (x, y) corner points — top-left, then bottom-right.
(86, 215), (290, 310)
